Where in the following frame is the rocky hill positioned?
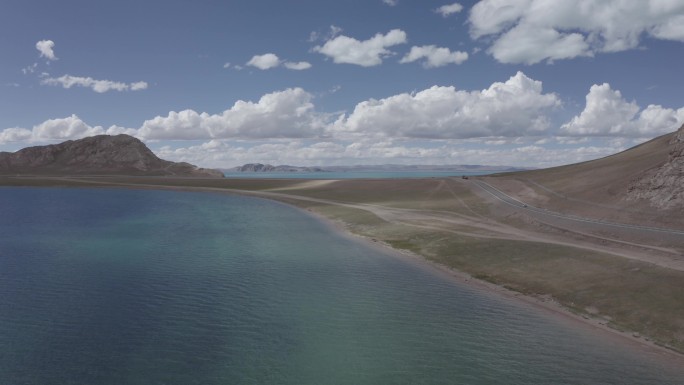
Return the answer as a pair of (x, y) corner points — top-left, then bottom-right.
(0, 134), (223, 178)
(627, 124), (684, 209)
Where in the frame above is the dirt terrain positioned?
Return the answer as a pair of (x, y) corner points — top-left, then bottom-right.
(485, 125), (684, 229)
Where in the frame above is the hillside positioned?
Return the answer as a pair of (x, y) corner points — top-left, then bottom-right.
(486, 124), (684, 225)
(0, 134), (223, 178)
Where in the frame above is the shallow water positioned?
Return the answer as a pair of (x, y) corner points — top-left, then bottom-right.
(1, 187), (682, 384)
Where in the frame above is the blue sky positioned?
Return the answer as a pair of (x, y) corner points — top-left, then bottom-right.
(2, 0), (684, 168)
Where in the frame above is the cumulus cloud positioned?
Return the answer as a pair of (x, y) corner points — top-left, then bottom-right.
(10, 75), (683, 168)
(486, 23), (590, 64)
(0, 127), (32, 144)
(246, 54), (311, 70)
(313, 29), (407, 67)
(41, 75), (148, 93)
(30, 114), (106, 140)
(138, 88), (327, 140)
(36, 40), (57, 61)
(332, 71), (560, 139)
(0, 115), (140, 145)
(130, 81), (148, 91)
(0, 115), (110, 144)
(382, 0), (398, 6)
(561, 83), (684, 136)
(436, 3), (463, 17)
(0, 88), (325, 145)
(283, 61), (312, 70)
(468, 0), (684, 64)
(400, 45), (468, 67)
(246, 53), (281, 70)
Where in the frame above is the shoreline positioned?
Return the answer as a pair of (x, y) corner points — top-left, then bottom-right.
(2, 179), (683, 364)
(289, 197), (684, 365)
(124, 179), (684, 364)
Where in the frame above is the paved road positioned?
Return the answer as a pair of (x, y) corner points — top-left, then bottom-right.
(472, 179), (684, 237)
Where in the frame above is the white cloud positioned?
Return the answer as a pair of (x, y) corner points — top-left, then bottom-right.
(223, 62), (231, 68)
(31, 114), (104, 140)
(0, 127), (32, 144)
(138, 88), (327, 140)
(313, 29), (407, 67)
(104, 125), (138, 136)
(1, 88), (327, 144)
(436, 3), (463, 17)
(0, 115), (139, 145)
(22, 63), (38, 74)
(130, 81), (148, 91)
(41, 75), (148, 93)
(332, 71), (560, 139)
(561, 83), (684, 136)
(382, 0), (398, 6)
(246, 54), (310, 71)
(7, 76), (682, 169)
(400, 45), (468, 67)
(283, 61), (312, 70)
(468, 0), (684, 64)
(152, 137), (627, 169)
(155, 139), (456, 168)
(246, 53), (281, 70)
(487, 24), (590, 65)
(36, 40), (57, 61)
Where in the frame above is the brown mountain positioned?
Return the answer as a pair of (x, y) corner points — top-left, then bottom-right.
(486, 124), (684, 226)
(0, 134), (223, 178)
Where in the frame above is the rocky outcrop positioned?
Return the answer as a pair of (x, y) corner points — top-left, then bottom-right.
(627, 124), (684, 209)
(0, 134), (223, 178)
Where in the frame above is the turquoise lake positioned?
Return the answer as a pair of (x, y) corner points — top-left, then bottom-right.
(1, 187), (683, 384)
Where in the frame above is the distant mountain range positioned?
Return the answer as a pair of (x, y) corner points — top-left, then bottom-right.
(227, 163), (531, 173)
(229, 164), (326, 172)
(0, 135), (224, 178)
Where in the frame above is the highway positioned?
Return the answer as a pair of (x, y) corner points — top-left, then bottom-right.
(472, 179), (684, 237)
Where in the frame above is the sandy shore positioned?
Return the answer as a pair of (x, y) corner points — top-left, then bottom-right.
(289, 198), (684, 366)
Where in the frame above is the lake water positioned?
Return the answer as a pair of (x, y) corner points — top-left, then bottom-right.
(1, 187), (683, 384)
